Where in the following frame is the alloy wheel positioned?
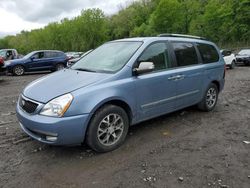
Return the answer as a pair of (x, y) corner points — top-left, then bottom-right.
(97, 113), (124, 146)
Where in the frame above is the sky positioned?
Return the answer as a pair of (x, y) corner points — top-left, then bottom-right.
(0, 0), (135, 38)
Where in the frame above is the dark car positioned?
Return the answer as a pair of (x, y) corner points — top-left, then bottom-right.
(65, 52), (83, 60)
(67, 50), (93, 67)
(0, 56), (4, 71)
(236, 49), (250, 66)
(4, 50), (68, 76)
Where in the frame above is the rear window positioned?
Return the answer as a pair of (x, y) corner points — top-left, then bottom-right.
(197, 43), (219, 64)
(172, 42), (198, 67)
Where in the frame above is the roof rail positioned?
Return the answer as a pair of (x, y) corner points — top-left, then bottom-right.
(158, 33), (207, 40)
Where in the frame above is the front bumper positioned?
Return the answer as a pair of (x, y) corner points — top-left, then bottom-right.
(16, 104), (90, 145)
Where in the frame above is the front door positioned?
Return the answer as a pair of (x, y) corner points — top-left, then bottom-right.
(27, 52), (46, 71)
(134, 42), (177, 122)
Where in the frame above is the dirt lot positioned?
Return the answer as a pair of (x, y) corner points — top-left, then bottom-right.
(0, 67), (250, 188)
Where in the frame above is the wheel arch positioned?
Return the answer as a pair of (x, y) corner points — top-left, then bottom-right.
(89, 98), (133, 125)
(12, 64), (26, 74)
(83, 98), (133, 144)
(211, 80), (220, 91)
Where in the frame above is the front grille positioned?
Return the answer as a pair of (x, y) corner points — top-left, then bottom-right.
(19, 96), (38, 114)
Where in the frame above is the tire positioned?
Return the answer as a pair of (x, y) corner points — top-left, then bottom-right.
(55, 63), (65, 71)
(244, 61), (250, 66)
(86, 105), (129, 153)
(13, 65), (25, 76)
(230, 60), (236, 69)
(198, 83), (218, 112)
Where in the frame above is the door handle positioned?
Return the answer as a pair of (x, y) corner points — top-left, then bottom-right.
(168, 76), (176, 80)
(168, 75), (185, 81)
(175, 75), (185, 80)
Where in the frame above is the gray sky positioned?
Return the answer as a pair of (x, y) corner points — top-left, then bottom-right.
(0, 0), (135, 38)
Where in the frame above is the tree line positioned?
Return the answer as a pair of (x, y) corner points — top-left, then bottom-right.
(0, 0), (249, 54)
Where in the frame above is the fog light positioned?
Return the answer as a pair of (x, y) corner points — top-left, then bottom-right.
(46, 136), (57, 142)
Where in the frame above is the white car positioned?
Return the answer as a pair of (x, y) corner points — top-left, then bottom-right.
(220, 49), (236, 69)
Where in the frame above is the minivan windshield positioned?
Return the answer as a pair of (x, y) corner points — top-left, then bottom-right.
(71, 41), (142, 73)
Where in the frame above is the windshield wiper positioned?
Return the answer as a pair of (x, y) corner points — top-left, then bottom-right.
(74, 68), (97, 72)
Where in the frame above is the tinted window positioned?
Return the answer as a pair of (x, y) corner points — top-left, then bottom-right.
(221, 50), (232, 57)
(197, 43), (219, 63)
(44, 52), (59, 58)
(172, 42), (198, 67)
(138, 43), (169, 71)
(32, 52), (44, 59)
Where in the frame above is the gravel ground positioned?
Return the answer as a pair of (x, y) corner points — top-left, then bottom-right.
(0, 67), (250, 188)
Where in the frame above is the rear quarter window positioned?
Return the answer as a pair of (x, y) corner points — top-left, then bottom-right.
(172, 42), (199, 67)
(197, 43), (219, 64)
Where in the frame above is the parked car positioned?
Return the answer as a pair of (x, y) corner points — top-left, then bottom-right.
(16, 34), (225, 152)
(0, 56), (4, 71)
(4, 50), (68, 76)
(220, 49), (236, 69)
(0, 49), (19, 61)
(65, 52), (83, 60)
(236, 49), (250, 65)
(67, 50), (93, 67)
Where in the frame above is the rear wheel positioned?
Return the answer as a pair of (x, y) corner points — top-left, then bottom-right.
(86, 105), (129, 152)
(55, 63), (65, 71)
(230, 60), (236, 69)
(198, 83), (218, 111)
(13, 65), (25, 76)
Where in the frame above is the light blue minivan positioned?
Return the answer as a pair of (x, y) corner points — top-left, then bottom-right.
(16, 34), (225, 152)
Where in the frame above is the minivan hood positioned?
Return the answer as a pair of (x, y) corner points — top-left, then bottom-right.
(23, 69), (111, 103)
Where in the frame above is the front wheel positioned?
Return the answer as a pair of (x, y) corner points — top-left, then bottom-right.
(198, 83), (218, 112)
(86, 105), (129, 152)
(13, 65), (25, 76)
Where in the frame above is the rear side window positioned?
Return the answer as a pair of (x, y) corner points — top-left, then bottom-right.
(138, 42), (169, 71)
(44, 52), (60, 58)
(172, 42), (198, 67)
(197, 43), (219, 64)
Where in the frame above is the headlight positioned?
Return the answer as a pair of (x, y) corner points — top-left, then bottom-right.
(40, 93), (73, 117)
(4, 61), (11, 66)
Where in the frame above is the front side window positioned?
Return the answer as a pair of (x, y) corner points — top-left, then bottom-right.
(172, 42), (198, 67)
(32, 52), (44, 59)
(197, 43), (219, 64)
(138, 42), (169, 71)
(72, 41), (142, 73)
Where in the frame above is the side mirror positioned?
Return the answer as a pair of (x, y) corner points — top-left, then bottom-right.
(30, 56), (35, 61)
(133, 62), (155, 75)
